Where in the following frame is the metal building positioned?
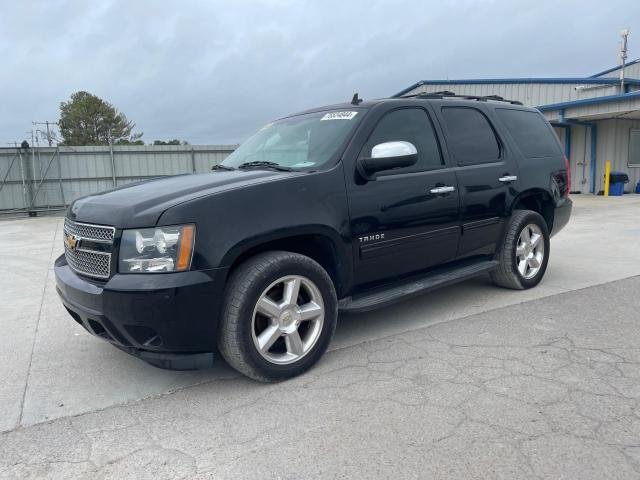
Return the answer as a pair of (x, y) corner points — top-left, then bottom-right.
(395, 59), (640, 194)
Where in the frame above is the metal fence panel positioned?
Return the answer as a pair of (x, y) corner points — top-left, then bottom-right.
(0, 144), (236, 214)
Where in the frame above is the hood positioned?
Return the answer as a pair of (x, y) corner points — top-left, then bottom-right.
(68, 170), (293, 228)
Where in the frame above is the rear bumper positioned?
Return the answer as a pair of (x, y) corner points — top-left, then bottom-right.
(551, 197), (572, 237)
(54, 254), (228, 369)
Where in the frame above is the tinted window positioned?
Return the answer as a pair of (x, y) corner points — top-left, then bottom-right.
(496, 108), (562, 158)
(362, 108), (443, 173)
(441, 107), (500, 165)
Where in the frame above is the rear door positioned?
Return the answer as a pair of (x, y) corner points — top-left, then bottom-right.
(493, 107), (568, 198)
(345, 105), (461, 286)
(436, 104), (520, 259)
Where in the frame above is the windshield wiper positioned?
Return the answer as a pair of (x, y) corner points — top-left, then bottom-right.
(236, 161), (293, 172)
(211, 164), (235, 171)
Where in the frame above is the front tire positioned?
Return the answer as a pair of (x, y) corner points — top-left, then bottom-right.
(218, 251), (337, 382)
(491, 210), (550, 290)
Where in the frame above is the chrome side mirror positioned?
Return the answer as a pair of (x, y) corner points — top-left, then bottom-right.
(357, 141), (418, 180)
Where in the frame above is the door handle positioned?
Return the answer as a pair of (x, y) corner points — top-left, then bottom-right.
(498, 175), (518, 183)
(430, 186), (455, 194)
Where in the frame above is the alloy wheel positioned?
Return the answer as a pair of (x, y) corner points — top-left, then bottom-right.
(516, 223), (545, 280)
(251, 275), (325, 365)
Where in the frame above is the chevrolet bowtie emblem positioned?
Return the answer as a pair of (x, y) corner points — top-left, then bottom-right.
(64, 232), (80, 251)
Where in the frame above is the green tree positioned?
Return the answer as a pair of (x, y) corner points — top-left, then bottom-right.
(58, 91), (143, 145)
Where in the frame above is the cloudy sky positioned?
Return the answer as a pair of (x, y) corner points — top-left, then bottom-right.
(1, 0), (638, 146)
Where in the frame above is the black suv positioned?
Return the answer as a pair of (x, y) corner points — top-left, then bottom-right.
(55, 93), (572, 381)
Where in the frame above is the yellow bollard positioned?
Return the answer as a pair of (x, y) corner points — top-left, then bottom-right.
(604, 160), (611, 197)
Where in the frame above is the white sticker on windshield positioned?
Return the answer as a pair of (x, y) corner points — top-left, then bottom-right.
(320, 111), (358, 121)
(291, 161), (316, 168)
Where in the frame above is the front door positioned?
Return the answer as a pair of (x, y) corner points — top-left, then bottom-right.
(346, 106), (461, 287)
(436, 105), (520, 258)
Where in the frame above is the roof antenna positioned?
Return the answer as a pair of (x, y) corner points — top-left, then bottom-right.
(351, 93), (362, 105)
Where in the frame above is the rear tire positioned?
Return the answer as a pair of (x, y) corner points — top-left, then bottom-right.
(218, 251), (337, 382)
(491, 210), (550, 290)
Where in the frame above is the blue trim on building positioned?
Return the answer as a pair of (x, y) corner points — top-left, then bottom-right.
(549, 118), (597, 193)
(393, 82), (425, 98)
(393, 77), (640, 98)
(536, 91), (640, 111)
(557, 110), (572, 176)
(558, 109), (566, 123)
(590, 124), (597, 194)
(589, 58), (640, 78)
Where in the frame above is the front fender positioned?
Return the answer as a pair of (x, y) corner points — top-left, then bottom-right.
(157, 165), (353, 292)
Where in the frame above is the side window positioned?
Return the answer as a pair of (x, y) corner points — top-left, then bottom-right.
(441, 107), (501, 165)
(361, 108), (443, 173)
(495, 108), (562, 158)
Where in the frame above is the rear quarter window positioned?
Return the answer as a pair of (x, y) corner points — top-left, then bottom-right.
(440, 107), (501, 165)
(495, 108), (562, 158)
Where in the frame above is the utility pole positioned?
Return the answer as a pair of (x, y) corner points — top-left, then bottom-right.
(44, 121), (52, 146)
(33, 121), (58, 147)
(29, 128), (37, 205)
(619, 29), (630, 92)
(16, 141), (30, 213)
(108, 128), (117, 187)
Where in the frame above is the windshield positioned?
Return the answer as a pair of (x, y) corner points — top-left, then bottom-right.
(222, 110), (362, 170)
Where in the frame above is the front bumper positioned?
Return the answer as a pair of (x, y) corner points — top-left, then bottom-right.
(54, 254), (228, 370)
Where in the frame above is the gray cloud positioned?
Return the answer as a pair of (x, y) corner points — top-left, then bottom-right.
(1, 0), (638, 145)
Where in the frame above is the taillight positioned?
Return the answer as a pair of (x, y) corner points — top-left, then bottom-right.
(563, 156), (571, 197)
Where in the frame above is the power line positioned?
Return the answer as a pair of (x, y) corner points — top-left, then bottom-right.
(33, 121), (59, 146)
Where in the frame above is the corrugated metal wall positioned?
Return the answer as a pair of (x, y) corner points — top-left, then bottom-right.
(554, 121), (640, 194)
(407, 82), (621, 107)
(0, 145), (236, 213)
(553, 125), (593, 194)
(595, 119), (640, 192)
(594, 63), (640, 81)
(560, 96), (640, 121)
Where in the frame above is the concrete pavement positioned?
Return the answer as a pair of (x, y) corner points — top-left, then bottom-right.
(0, 194), (640, 478)
(2, 276), (640, 478)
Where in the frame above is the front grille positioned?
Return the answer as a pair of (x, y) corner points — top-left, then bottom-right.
(64, 219), (115, 242)
(64, 219), (115, 279)
(65, 247), (111, 279)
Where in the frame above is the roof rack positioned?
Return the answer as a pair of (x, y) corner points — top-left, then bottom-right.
(400, 90), (523, 105)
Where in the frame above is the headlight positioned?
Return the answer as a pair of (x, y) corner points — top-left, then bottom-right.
(119, 225), (195, 273)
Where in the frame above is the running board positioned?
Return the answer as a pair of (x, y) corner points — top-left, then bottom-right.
(339, 260), (499, 313)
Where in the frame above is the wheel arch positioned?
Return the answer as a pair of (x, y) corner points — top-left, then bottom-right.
(220, 226), (352, 298)
(510, 188), (555, 232)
